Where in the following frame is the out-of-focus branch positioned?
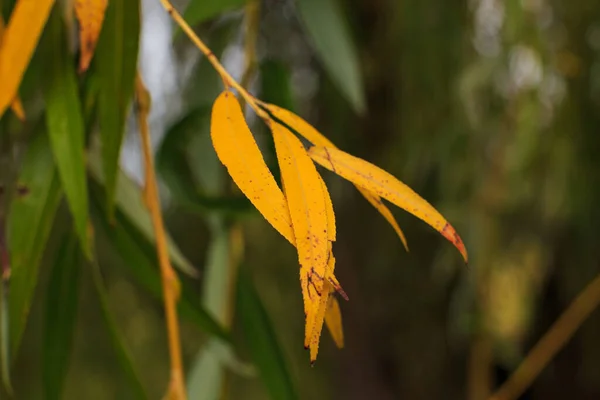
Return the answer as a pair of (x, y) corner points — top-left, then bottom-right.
(489, 273), (600, 400)
(135, 73), (186, 400)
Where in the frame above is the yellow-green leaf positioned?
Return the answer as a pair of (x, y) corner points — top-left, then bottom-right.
(309, 145), (468, 263)
(74, 0), (108, 72)
(210, 91), (295, 245)
(0, 0), (55, 118)
(325, 294), (344, 348)
(263, 103), (409, 251)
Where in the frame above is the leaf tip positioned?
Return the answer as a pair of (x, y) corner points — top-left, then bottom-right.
(441, 222), (468, 263)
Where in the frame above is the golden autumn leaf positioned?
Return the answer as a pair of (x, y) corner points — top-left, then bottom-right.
(263, 103), (408, 251)
(0, 16), (25, 120)
(325, 293), (344, 348)
(74, 0), (108, 72)
(0, 0), (54, 118)
(210, 91), (295, 245)
(308, 145), (468, 263)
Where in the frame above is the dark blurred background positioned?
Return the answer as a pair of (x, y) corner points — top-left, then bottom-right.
(10, 0), (600, 398)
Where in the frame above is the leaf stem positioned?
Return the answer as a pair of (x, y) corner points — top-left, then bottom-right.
(134, 73), (187, 400)
(489, 272), (600, 400)
(158, 0), (269, 121)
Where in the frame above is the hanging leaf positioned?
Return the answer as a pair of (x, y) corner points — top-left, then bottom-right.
(308, 146), (468, 263)
(7, 129), (62, 354)
(95, 0), (140, 216)
(43, 232), (81, 400)
(296, 0), (365, 113)
(44, 7), (91, 258)
(236, 269), (298, 400)
(0, 15), (24, 121)
(210, 91), (295, 245)
(262, 103), (408, 251)
(0, 0), (56, 118)
(324, 295), (344, 348)
(74, 0), (108, 73)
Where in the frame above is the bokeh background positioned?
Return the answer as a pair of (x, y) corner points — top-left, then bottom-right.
(7, 0), (600, 398)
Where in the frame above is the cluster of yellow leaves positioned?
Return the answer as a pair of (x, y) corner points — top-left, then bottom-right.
(0, 0), (107, 120)
(210, 90), (468, 363)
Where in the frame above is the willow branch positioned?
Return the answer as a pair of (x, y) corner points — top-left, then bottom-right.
(134, 73), (187, 400)
(489, 273), (600, 400)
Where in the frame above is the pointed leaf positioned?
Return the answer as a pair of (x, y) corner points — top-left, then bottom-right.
(95, 0), (140, 216)
(44, 8), (91, 257)
(270, 122), (341, 363)
(7, 130), (62, 354)
(210, 91), (295, 245)
(74, 0), (108, 72)
(325, 295), (344, 348)
(308, 146), (468, 263)
(43, 232), (81, 400)
(0, 16), (24, 121)
(296, 0), (365, 113)
(263, 103), (408, 251)
(237, 269), (298, 400)
(0, 0), (56, 118)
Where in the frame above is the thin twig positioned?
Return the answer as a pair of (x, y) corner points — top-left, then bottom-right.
(158, 0), (269, 120)
(134, 73), (187, 400)
(489, 273), (600, 400)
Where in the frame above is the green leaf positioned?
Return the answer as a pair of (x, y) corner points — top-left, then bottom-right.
(296, 0), (365, 113)
(43, 232), (81, 400)
(182, 0), (246, 29)
(90, 188), (231, 342)
(88, 147), (198, 278)
(44, 8), (91, 258)
(156, 108), (254, 216)
(95, 0), (140, 216)
(89, 253), (147, 399)
(7, 129), (62, 354)
(237, 269), (298, 400)
(260, 60), (296, 112)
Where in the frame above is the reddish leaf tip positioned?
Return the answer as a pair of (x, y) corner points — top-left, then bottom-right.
(441, 222), (468, 263)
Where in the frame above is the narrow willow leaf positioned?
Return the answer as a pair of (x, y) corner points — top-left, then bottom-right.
(0, 0), (56, 118)
(210, 91), (295, 245)
(44, 7), (91, 258)
(43, 232), (81, 399)
(7, 130), (62, 354)
(263, 103), (409, 251)
(325, 295), (344, 348)
(182, 0), (245, 29)
(237, 270), (298, 400)
(88, 148), (198, 277)
(74, 0), (108, 72)
(270, 122), (341, 363)
(95, 0), (140, 216)
(90, 255), (147, 399)
(90, 188), (230, 341)
(296, 0), (365, 113)
(309, 146), (468, 263)
(0, 16), (25, 121)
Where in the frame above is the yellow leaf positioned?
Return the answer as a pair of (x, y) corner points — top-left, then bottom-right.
(264, 103), (408, 251)
(309, 145), (468, 263)
(210, 91), (295, 245)
(74, 0), (108, 73)
(309, 278), (333, 363)
(0, 0), (56, 118)
(325, 293), (344, 348)
(0, 14), (26, 121)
